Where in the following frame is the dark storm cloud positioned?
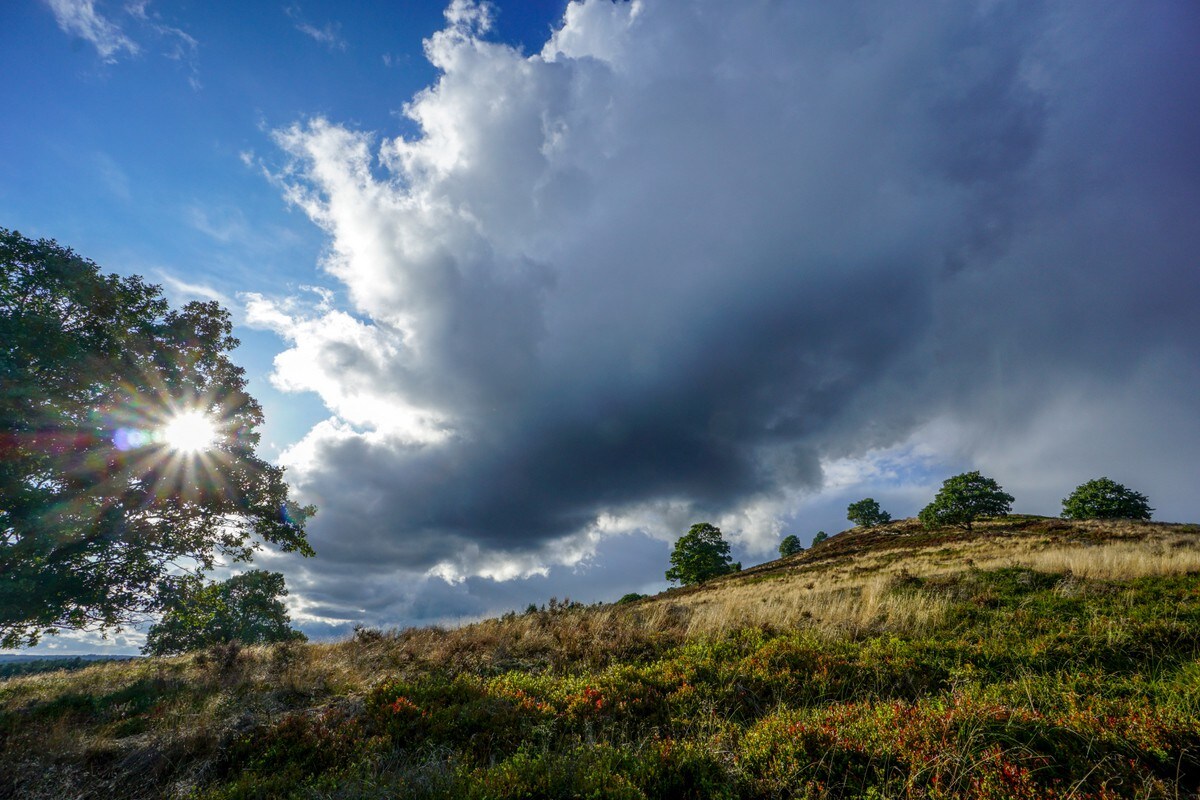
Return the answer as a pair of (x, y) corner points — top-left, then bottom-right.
(247, 0), (1200, 629)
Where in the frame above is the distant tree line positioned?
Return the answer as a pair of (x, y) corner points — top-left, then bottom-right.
(0, 655), (136, 679)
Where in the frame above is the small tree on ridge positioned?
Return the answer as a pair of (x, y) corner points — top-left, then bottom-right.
(847, 498), (891, 528)
(1062, 477), (1152, 520)
(919, 471), (1013, 530)
(666, 523), (735, 586)
(779, 534), (803, 557)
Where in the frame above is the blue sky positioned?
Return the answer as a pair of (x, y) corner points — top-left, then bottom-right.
(4, 1), (1199, 654)
(1, 0), (566, 455)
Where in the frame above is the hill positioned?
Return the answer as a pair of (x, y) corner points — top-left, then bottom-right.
(2, 517), (1199, 798)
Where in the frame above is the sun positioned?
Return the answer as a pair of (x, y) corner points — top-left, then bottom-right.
(160, 410), (218, 453)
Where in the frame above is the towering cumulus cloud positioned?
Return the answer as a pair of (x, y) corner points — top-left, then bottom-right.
(249, 1), (1200, 627)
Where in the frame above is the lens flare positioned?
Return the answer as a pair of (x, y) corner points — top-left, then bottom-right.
(161, 411), (218, 453)
(113, 427), (152, 451)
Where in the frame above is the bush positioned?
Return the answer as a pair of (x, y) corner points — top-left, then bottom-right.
(1062, 477), (1153, 520)
(778, 535), (803, 557)
(846, 498), (891, 528)
(919, 471), (1013, 530)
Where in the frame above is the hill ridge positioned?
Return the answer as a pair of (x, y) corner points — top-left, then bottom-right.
(3, 516), (1200, 798)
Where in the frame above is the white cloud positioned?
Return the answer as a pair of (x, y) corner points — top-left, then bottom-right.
(93, 151), (131, 200)
(136, 14), (201, 87)
(44, 0), (139, 62)
(443, 0), (494, 35)
(286, 7), (348, 52)
(186, 205), (249, 244)
(244, 291), (447, 439)
(258, 0), (1200, 631)
(156, 271), (232, 306)
(43, 0), (201, 84)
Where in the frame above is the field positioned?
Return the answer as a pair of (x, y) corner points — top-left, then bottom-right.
(3, 517), (1200, 798)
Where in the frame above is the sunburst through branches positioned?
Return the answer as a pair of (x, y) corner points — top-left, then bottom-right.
(109, 399), (236, 506)
(160, 410), (218, 454)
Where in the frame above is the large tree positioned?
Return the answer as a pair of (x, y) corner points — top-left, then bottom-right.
(666, 522), (736, 586)
(0, 229), (313, 648)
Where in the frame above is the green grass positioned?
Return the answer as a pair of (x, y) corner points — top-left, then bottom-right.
(4, 525), (1200, 798)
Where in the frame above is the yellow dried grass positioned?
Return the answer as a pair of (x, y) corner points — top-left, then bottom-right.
(658, 521), (1200, 641)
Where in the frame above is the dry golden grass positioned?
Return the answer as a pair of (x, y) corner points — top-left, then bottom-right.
(662, 573), (953, 640)
(976, 534), (1200, 578)
(649, 517), (1200, 641)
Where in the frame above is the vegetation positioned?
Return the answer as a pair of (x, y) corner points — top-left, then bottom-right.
(812, 530), (829, 545)
(665, 522), (736, 586)
(846, 497), (891, 527)
(4, 516), (1199, 798)
(919, 470), (1014, 531)
(0, 655), (135, 680)
(1063, 477), (1153, 521)
(143, 570), (306, 656)
(0, 229), (313, 648)
(778, 534), (803, 557)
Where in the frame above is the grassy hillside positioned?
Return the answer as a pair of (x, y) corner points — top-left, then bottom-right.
(3, 517), (1200, 798)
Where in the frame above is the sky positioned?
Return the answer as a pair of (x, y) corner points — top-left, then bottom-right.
(3, 0), (1199, 654)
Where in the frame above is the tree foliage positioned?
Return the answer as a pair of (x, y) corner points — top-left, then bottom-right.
(846, 498), (891, 528)
(143, 570), (305, 656)
(812, 531), (829, 546)
(665, 523), (735, 586)
(778, 534), (803, 557)
(1062, 477), (1152, 521)
(919, 471), (1013, 530)
(0, 229), (314, 648)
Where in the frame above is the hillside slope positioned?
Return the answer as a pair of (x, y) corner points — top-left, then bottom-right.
(3, 517), (1200, 798)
